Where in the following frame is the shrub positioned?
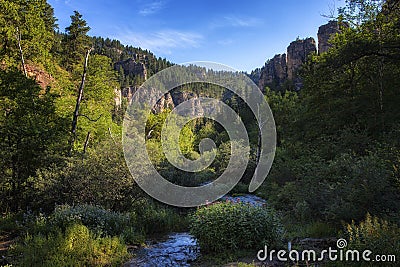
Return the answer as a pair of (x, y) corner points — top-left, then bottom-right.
(343, 213), (400, 263)
(0, 213), (23, 234)
(189, 201), (284, 253)
(51, 204), (131, 237)
(133, 201), (189, 234)
(11, 223), (129, 267)
(286, 221), (338, 240)
(237, 263), (257, 267)
(31, 139), (146, 212)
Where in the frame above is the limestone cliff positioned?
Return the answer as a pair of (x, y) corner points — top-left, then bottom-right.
(251, 21), (345, 91)
(114, 58), (147, 80)
(318, 21), (343, 54)
(286, 37), (317, 90)
(258, 54), (287, 91)
(251, 38), (316, 91)
(287, 38), (316, 80)
(121, 86), (202, 114)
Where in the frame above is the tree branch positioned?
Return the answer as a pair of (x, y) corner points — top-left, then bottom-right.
(78, 113), (103, 122)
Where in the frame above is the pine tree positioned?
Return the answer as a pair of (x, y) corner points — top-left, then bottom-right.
(0, 0), (55, 67)
(63, 11), (91, 71)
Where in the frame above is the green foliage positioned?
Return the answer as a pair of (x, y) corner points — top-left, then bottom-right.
(237, 263), (257, 267)
(11, 223), (129, 267)
(0, 70), (68, 212)
(337, 213), (400, 266)
(32, 139), (144, 211)
(264, 87), (300, 145)
(62, 11), (91, 71)
(0, 213), (23, 234)
(301, 0), (400, 142)
(285, 221), (338, 240)
(51, 204), (131, 237)
(73, 54), (120, 149)
(190, 202), (283, 253)
(133, 201), (189, 235)
(264, 150), (400, 225)
(0, 0), (56, 66)
(259, 0), (400, 235)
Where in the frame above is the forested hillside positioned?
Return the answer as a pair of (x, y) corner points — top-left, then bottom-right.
(0, 0), (399, 266)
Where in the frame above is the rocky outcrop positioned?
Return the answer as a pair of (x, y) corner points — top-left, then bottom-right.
(25, 64), (54, 89)
(114, 87), (122, 109)
(258, 54), (287, 91)
(251, 21), (347, 91)
(121, 86), (136, 101)
(121, 86), (201, 114)
(287, 38), (316, 80)
(115, 58), (147, 80)
(251, 38), (316, 91)
(152, 92), (175, 113)
(318, 21), (343, 54)
(287, 37), (317, 89)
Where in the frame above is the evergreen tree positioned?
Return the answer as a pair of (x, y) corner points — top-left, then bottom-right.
(0, 0), (55, 67)
(0, 70), (68, 211)
(63, 11), (91, 71)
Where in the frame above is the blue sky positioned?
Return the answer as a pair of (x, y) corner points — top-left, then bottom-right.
(48, 0), (344, 72)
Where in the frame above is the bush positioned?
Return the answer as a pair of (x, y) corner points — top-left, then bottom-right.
(286, 221), (338, 240)
(0, 213), (23, 234)
(133, 201), (189, 234)
(31, 139), (146, 212)
(263, 151), (400, 226)
(237, 263), (257, 267)
(51, 204), (131, 237)
(189, 201), (284, 253)
(343, 214), (400, 263)
(11, 223), (129, 267)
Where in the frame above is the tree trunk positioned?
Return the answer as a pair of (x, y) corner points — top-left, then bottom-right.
(256, 125), (262, 165)
(69, 48), (93, 153)
(83, 131), (91, 155)
(16, 27), (27, 77)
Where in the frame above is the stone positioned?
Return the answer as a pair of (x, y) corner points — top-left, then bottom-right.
(25, 64), (54, 89)
(252, 37), (316, 91)
(114, 58), (147, 80)
(258, 53), (287, 91)
(250, 21), (350, 91)
(286, 37), (316, 82)
(318, 20), (345, 54)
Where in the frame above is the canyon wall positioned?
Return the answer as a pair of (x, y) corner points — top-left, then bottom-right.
(252, 21), (343, 92)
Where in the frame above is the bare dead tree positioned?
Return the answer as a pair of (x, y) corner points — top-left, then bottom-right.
(69, 47), (93, 153)
(15, 27), (27, 77)
(83, 131), (91, 155)
(108, 127), (117, 145)
(256, 104), (267, 165)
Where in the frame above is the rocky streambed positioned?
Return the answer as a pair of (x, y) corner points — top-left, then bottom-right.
(125, 194), (266, 267)
(125, 232), (199, 267)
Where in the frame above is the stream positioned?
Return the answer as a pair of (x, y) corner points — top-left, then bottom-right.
(125, 232), (199, 267)
(125, 194), (266, 267)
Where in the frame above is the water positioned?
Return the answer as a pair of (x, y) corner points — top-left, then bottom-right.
(125, 232), (199, 267)
(221, 194), (266, 206)
(126, 195), (266, 266)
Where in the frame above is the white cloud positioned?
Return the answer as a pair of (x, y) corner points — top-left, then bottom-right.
(139, 1), (165, 16)
(211, 15), (262, 28)
(217, 39), (234, 45)
(113, 29), (203, 53)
